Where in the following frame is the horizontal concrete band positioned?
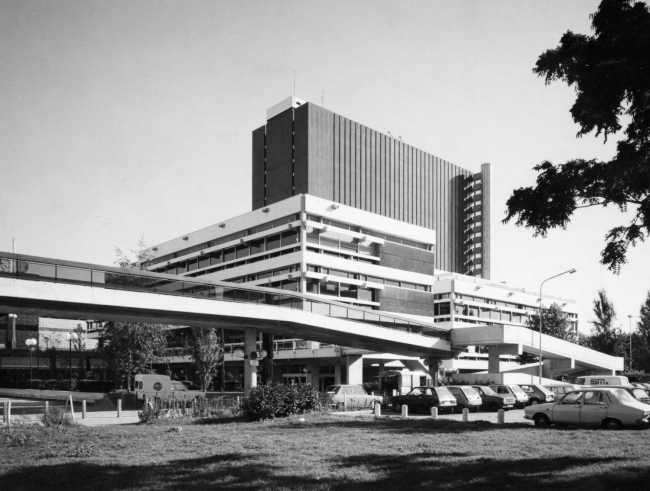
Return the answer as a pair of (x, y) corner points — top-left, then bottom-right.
(0, 277), (451, 358)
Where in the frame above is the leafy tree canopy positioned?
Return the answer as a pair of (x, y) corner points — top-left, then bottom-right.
(588, 289), (621, 354)
(188, 327), (224, 392)
(525, 302), (577, 343)
(504, 0), (650, 273)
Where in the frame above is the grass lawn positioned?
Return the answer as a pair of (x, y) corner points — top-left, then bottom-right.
(2, 414), (649, 490)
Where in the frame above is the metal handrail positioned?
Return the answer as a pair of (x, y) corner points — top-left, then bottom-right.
(0, 254), (449, 339)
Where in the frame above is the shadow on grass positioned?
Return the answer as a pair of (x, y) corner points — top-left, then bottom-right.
(3, 449), (648, 491)
(325, 453), (650, 490)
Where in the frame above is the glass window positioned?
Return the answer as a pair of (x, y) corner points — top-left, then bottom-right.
(560, 392), (583, 405)
(385, 279), (399, 287)
(339, 283), (357, 299)
(210, 251), (222, 265)
(166, 264), (176, 275)
(249, 238), (264, 255)
(223, 247), (235, 262)
(583, 391), (605, 405)
(358, 288), (372, 302)
(401, 282), (416, 290)
(267, 234), (281, 251)
(176, 261), (187, 274)
(320, 281), (338, 297)
(281, 230), (299, 247)
(198, 256), (209, 269)
(236, 243), (249, 259)
(611, 389), (636, 404)
(187, 258), (198, 272)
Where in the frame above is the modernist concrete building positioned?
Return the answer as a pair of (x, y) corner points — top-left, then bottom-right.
(141, 97), (595, 388)
(253, 97), (490, 279)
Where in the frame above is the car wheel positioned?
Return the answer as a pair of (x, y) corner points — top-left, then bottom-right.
(336, 402), (345, 411)
(534, 414), (550, 427)
(471, 406), (479, 413)
(489, 402), (500, 412)
(529, 399), (539, 406)
(603, 418), (623, 430)
(393, 403), (402, 413)
(193, 396), (203, 404)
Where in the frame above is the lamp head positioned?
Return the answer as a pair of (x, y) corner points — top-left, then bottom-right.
(568, 268), (577, 274)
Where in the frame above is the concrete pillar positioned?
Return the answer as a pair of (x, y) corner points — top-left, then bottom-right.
(378, 361), (385, 374)
(488, 346), (501, 374)
(346, 355), (363, 385)
(428, 357), (440, 386)
(243, 328), (258, 396)
(334, 363), (341, 385)
(309, 360), (320, 389)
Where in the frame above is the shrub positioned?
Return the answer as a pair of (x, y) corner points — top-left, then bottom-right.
(241, 383), (321, 421)
(42, 406), (75, 427)
(138, 397), (239, 423)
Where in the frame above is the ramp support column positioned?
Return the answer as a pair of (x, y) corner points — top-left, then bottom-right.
(308, 360), (320, 389)
(243, 328), (258, 397)
(428, 357), (441, 386)
(346, 355), (363, 385)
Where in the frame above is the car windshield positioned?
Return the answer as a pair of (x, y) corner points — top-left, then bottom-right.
(477, 386), (496, 396)
(325, 386), (339, 394)
(511, 386), (526, 396)
(611, 389), (636, 404)
(436, 387), (453, 398)
(462, 387), (479, 397)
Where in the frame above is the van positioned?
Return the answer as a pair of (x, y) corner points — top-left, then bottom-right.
(134, 374), (205, 402)
(544, 384), (582, 398)
(575, 375), (630, 386)
(377, 370), (433, 395)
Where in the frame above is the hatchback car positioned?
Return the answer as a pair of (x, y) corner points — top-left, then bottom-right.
(519, 384), (556, 405)
(472, 385), (516, 411)
(524, 388), (650, 429)
(325, 385), (383, 410)
(445, 386), (483, 412)
(490, 384), (529, 408)
(391, 386), (457, 413)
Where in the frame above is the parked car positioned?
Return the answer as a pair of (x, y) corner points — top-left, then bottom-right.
(524, 388), (650, 429)
(325, 385), (383, 410)
(391, 386), (457, 413)
(135, 374), (205, 402)
(490, 384), (529, 408)
(472, 385), (516, 411)
(519, 384), (556, 405)
(604, 385), (650, 405)
(445, 386), (483, 412)
(181, 381), (201, 391)
(544, 384), (582, 398)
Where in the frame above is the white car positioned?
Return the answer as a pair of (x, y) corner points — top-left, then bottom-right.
(325, 385), (383, 410)
(524, 388), (650, 429)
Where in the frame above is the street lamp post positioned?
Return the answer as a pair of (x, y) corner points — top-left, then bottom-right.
(65, 332), (78, 389)
(25, 338), (37, 388)
(628, 315), (633, 371)
(539, 268), (577, 384)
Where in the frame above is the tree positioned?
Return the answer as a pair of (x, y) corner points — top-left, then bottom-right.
(114, 238), (154, 270)
(634, 290), (650, 371)
(188, 327), (224, 392)
(504, 0), (650, 273)
(100, 321), (168, 391)
(517, 303), (577, 364)
(588, 289), (622, 355)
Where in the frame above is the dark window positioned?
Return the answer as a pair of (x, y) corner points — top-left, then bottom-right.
(385, 279), (399, 287)
(210, 251), (222, 265)
(329, 269), (348, 278)
(339, 283), (357, 299)
(306, 278), (319, 293)
(249, 238), (264, 256)
(401, 282), (416, 290)
(267, 234), (281, 251)
(198, 256), (209, 269)
(307, 265), (319, 273)
(236, 243), (249, 259)
(176, 261), (187, 274)
(166, 264), (176, 275)
(320, 281), (338, 296)
(188, 258), (198, 272)
(223, 247), (236, 262)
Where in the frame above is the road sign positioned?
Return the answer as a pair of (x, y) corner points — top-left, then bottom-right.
(249, 360), (259, 367)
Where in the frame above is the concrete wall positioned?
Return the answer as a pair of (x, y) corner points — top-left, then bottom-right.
(380, 286), (435, 317)
(379, 241), (435, 275)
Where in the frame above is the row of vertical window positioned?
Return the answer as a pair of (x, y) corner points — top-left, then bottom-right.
(306, 265), (429, 291)
(150, 214), (300, 265)
(153, 230), (300, 275)
(180, 247), (300, 278)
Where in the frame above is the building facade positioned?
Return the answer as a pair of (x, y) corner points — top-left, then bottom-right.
(252, 97), (490, 279)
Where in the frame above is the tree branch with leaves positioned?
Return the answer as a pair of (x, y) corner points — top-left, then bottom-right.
(504, 0), (650, 273)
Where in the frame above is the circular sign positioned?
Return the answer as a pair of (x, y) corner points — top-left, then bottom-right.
(153, 382), (163, 390)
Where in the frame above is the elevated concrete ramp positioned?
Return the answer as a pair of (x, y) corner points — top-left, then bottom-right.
(451, 324), (623, 373)
(0, 253), (450, 358)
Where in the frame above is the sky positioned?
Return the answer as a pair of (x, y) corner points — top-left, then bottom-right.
(1, 0), (648, 334)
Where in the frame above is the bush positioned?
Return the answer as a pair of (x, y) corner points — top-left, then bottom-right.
(138, 397), (239, 423)
(240, 383), (321, 421)
(42, 406), (75, 427)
